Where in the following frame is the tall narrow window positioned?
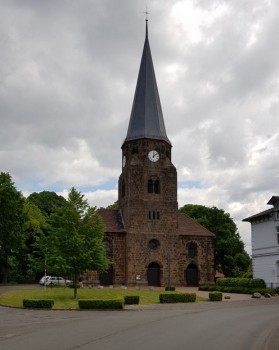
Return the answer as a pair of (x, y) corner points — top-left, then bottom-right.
(188, 242), (197, 259)
(147, 177), (160, 194)
(154, 180), (160, 194)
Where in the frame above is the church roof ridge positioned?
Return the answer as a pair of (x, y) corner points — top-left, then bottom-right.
(124, 19), (171, 146)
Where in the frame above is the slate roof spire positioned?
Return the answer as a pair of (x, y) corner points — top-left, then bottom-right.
(124, 19), (171, 145)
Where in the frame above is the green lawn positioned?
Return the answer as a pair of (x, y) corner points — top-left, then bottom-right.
(0, 287), (206, 309)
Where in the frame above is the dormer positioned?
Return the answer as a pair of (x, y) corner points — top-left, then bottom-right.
(267, 196), (279, 221)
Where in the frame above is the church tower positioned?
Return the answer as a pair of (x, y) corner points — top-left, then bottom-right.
(118, 20), (179, 285)
(89, 19), (215, 288)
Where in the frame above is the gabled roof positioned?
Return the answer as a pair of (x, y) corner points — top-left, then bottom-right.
(124, 20), (171, 146)
(97, 209), (126, 233)
(267, 196), (279, 205)
(178, 213), (215, 237)
(242, 208), (273, 222)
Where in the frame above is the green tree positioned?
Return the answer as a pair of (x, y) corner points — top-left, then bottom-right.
(28, 191), (67, 218)
(22, 200), (47, 280)
(0, 172), (25, 283)
(106, 200), (119, 209)
(45, 188), (110, 298)
(179, 204), (250, 277)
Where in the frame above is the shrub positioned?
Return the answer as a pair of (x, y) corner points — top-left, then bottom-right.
(23, 299), (54, 309)
(124, 296), (140, 305)
(199, 285), (276, 295)
(165, 286), (175, 291)
(78, 299), (123, 310)
(159, 293), (196, 303)
(216, 278), (266, 289)
(209, 292), (222, 301)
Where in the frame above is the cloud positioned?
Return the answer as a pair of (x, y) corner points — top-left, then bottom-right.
(1, 0), (279, 255)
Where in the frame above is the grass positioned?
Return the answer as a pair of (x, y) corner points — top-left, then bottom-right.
(0, 287), (206, 309)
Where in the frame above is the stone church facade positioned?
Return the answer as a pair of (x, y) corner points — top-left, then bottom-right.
(83, 21), (214, 287)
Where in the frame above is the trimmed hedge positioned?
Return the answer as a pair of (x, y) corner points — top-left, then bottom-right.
(159, 293), (196, 303)
(124, 296), (140, 305)
(199, 285), (276, 295)
(209, 292), (222, 301)
(165, 286), (176, 291)
(78, 299), (123, 310)
(216, 278), (266, 288)
(23, 299), (54, 309)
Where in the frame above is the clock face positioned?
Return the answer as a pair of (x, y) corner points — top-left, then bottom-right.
(148, 150), (159, 162)
(122, 155), (126, 167)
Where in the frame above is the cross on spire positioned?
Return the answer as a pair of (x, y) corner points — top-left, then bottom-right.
(144, 7), (149, 21)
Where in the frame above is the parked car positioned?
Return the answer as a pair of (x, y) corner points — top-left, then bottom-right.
(45, 276), (66, 286)
(39, 276), (51, 285)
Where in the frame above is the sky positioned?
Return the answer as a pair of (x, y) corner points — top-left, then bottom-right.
(1, 0), (279, 255)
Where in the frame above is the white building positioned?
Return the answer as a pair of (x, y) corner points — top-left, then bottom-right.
(243, 196), (279, 288)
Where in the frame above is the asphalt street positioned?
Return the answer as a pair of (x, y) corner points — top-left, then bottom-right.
(1, 292), (279, 350)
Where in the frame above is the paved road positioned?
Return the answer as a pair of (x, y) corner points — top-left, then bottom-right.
(1, 296), (279, 350)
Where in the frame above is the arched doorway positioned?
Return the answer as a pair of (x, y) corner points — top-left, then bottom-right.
(99, 265), (113, 286)
(185, 263), (199, 286)
(147, 262), (161, 286)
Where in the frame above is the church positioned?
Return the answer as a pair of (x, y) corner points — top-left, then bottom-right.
(83, 20), (215, 287)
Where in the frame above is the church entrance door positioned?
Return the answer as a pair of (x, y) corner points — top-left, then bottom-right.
(185, 263), (199, 286)
(147, 262), (161, 286)
(99, 265), (113, 286)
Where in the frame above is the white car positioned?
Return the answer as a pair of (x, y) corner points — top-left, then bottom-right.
(45, 276), (66, 286)
(39, 276), (51, 285)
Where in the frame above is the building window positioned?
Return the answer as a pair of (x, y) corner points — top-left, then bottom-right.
(148, 239), (160, 250)
(276, 205), (279, 220)
(277, 227), (279, 244)
(188, 242), (197, 259)
(147, 178), (160, 194)
(132, 144), (138, 154)
(148, 211), (160, 220)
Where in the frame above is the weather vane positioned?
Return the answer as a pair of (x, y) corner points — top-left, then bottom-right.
(144, 6), (149, 21)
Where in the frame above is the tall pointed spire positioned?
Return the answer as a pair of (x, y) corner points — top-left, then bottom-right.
(124, 19), (171, 145)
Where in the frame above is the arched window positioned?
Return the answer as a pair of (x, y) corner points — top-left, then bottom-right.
(147, 177), (160, 194)
(188, 242), (197, 259)
(104, 241), (112, 259)
(154, 180), (160, 194)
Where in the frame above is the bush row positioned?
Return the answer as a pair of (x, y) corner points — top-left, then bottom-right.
(23, 299), (54, 309)
(78, 299), (123, 309)
(216, 278), (266, 288)
(159, 293), (196, 303)
(199, 285), (276, 295)
(209, 292), (222, 301)
(124, 296), (140, 305)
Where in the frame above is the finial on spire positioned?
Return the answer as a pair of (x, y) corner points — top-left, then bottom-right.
(144, 6), (149, 38)
(144, 6), (149, 21)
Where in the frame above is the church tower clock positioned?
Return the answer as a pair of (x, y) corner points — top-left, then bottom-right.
(118, 20), (178, 285)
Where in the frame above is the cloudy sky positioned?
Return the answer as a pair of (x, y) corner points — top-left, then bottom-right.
(1, 0), (279, 254)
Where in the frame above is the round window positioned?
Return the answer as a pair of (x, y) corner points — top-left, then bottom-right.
(148, 239), (160, 250)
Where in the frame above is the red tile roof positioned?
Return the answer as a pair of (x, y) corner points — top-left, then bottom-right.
(97, 208), (126, 233)
(97, 209), (214, 237)
(178, 213), (215, 237)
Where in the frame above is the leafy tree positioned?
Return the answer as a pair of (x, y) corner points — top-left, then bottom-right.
(22, 200), (47, 280)
(28, 191), (67, 218)
(44, 188), (110, 298)
(0, 172), (25, 283)
(179, 204), (250, 277)
(106, 201), (119, 209)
